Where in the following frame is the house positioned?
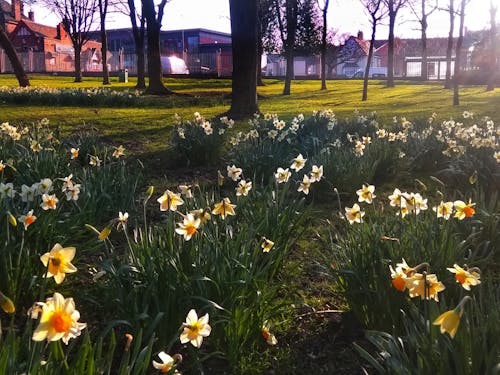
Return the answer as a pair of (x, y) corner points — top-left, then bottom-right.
(336, 31), (385, 78)
(0, 0), (101, 73)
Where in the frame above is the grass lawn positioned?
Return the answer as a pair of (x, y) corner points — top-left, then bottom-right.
(1, 75), (499, 155)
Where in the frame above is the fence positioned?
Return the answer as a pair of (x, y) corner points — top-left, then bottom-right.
(0, 49), (233, 77)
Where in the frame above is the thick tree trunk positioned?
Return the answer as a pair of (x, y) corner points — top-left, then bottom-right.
(453, 0), (466, 106)
(283, 0), (298, 95)
(0, 27), (29, 87)
(362, 21), (377, 101)
(420, 3), (428, 80)
(74, 45), (82, 82)
(100, 24), (109, 84)
(387, 10), (396, 87)
(228, 0), (259, 119)
(486, 3), (497, 91)
(320, 0), (329, 90)
(144, 0), (170, 95)
(445, 0), (454, 89)
(135, 41), (146, 89)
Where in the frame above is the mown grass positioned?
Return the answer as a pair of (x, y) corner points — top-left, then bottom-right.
(1, 74), (499, 155)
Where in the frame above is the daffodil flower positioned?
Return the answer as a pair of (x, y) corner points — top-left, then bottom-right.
(356, 184), (376, 204)
(453, 200), (475, 220)
(175, 214), (200, 241)
(19, 210), (37, 230)
(298, 175), (311, 195)
(447, 264), (481, 290)
(275, 167), (291, 184)
(261, 237), (274, 253)
(41, 193), (58, 210)
(152, 351), (181, 374)
(290, 154), (307, 172)
(180, 309), (211, 348)
(433, 201), (454, 220)
(309, 165), (323, 182)
(345, 203), (365, 224)
(236, 180), (252, 197)
(40, 244), (77, 284)
(408, 273), (445, 301)
(433, 296), (472, 339)
(157, 190), (184, 212)
(212, 198), (236, 220)
(32, 292), (86, 344)
(262, 321), (278, 345)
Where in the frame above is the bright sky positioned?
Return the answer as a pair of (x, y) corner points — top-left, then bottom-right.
(31, 0), (495, 39)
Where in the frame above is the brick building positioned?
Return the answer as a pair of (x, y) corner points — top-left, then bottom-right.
(0, 0), (101, 73)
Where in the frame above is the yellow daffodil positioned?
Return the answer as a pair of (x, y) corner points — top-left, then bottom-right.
(345, 203), (365, 224)
(19, 209), (37, 230)
(112, 145), (125, 158)
(227, 164), (243, 181)
(298, 174), (311, 195)
(290, 153), (307, 172)
(212, 197), (236, 220)
(261, 321), (278, 345)
(89, 155), (102, 167)
(0, 290), (15, 313)
(236, 180), (252, 197)
(433, 296), (472, 339)
(309, 165), (323, 182)
(453, 200), (476, 220)
(7, 212), (17, 227)
(354, 141), (365, 156)
(275, 167), (291, 184)
(447, 264), (481, 290)
(152, 351), (181, 374)
(389, 259), (413, 292)
(32, 292), (86, 344)
(261, 237), (274, 253)
(40, 193), (59, 210)
(175, 214), (201, 241)
(180, 309), (211, 348)
(40, 243), (77, 284)
(30, 141), (43, 152)
(408, 273), (445, 301)
(433, 201), (454, 220)
(98, 227), (111, 241)
(70, 147), (79, 159)
(157, 190), (184, 212)
(356, 184), (376, 204)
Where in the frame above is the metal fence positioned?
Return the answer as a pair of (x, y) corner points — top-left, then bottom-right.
(0, 49), (232, 76)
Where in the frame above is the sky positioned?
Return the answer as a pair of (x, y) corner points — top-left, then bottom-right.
(31, 0), (496, 40)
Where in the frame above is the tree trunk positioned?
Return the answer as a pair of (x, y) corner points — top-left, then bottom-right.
(387, 4), (396, 87)
(420, 0), (428, 80)
(445, 0), (454, 89)
(453, 0), (466, 106)
(228, 0), (259, 119)
(143, 0), (170, 95)
(320, 0), (329, 90)
(100, 23), (109, 84)
(362, 19), (377, 101)
(486, 2), (497, 91)
(135, 40), (146, 89)
(74, 45), (82, 82)
(0, 28), (30, 87)
(283, 0), (298, 95)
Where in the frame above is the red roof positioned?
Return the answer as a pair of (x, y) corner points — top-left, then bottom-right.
(21, 19), (58, 39)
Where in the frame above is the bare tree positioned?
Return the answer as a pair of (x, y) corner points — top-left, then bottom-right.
(43, 0), (98, 82)
(142, 0), (171, 95)
(444, 0), (455, 89)
(98, 0), (110, 84)
(383, 0), (409, 87)
(119, 0), (146, 89)
(361, 0), (386, 101)
(317, 0), (329, 90)
(0, 6), (29, 86)
(486, 0), (497, 91)
(275, 0), (299, 95)
(452, 0), (468, 105)
(228, 0), (259, 118)
(409, 0), (439, 80)
(257, 0), (275, 86)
